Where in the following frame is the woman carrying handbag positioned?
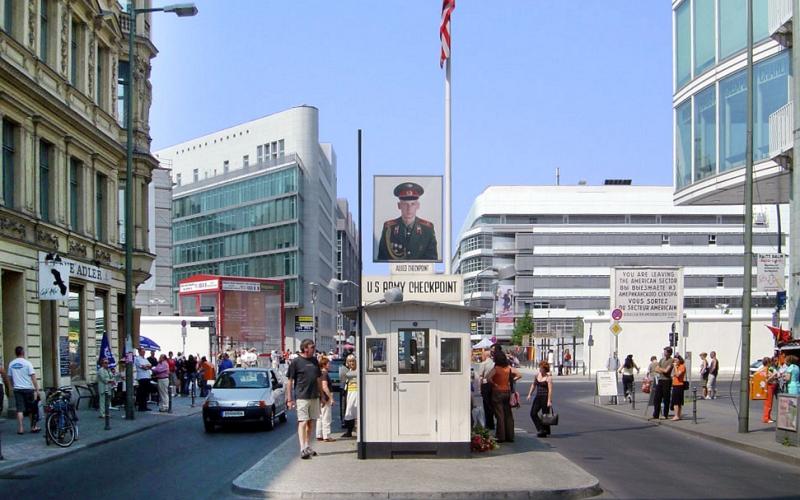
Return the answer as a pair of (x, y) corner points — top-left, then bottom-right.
(527, 360), (554, 438)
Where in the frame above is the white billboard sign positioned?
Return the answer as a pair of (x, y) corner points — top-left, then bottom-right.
(363, 274), (461, 303)
(613, 267), (683, 323)
(38, 254), (69, 301)
(757, 254), (786, 292)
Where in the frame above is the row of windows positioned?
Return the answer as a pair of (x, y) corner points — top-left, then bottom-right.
(459, 257), (494, 274)
(173, 167), (298, 218)
(173, 196), (297, 242)
(460, 233), (493, 254)
(511, 233), (781, 247)
(517, 254), (752, 268)
(675, 0), (769, 89)
(173, 223), (297, 265)
(173, 257), (299, 302)
(473, 214), (747, 228)
(1, 119), (110, 240)
(676, 51), (790, 189)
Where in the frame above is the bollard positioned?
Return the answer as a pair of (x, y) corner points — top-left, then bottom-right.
(631, 381), (636, 410)
(190, 379), (196, 408)
(692, 386), (697, 424)
(104, 392), (111, 430)
(0, 425), (4, 460)
(168, 384), (173, 414)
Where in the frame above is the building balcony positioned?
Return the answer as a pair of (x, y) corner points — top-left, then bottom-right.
(674, 158), (790, 206)
(769, 100), (794, 169)
(769, 0), (793, 47)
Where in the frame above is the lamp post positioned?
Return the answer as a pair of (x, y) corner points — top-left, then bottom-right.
(309, 282), (319, 348)
(328, 278), (359, 356)
(123, 1), (197, 421)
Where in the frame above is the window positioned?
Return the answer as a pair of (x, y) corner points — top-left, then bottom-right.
(716, 276), (724, 288)
(693, 0), (715, 76)
(96, 173), (107, 241)
(175, 172), (181, 187)
(224, 159), (230, 172)
(754, 51), (790, 161)
(675, 101), (692, 189)
(278, 139), (285, 158)
(69, 158), (81, 230)
(694, 86), (716, 181)
(264, 142), (270, 158)
(256, 145), (263, 163)
(3, 0), (14, 35)
(39, 0), (50, 63)
(719, 0), (746, 59)
(96, 45), (108, 109)
(708, 234), (717, 245)
(719, 70), (747, 172)
(68, 288), (83, 381)
(2, 119), (16, 207)
(95, 292), (107, 363)
(440, 338), (461, 373)
(271, 141), (278, 160)
(70, 20), (84, 89)
(675, 0), (691, 88)
(753, 0), (769, 41)
(193, 168), (199, 182)
(366, 338), (387, 373)
(39, 140), (52, 222)
(397, 329), (428, 374)
(117, 60), (129, 126)
(662, 234), (670, 245)
(241, 156), (247, 168)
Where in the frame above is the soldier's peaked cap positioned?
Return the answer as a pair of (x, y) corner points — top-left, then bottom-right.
(394, 182), (424, 201)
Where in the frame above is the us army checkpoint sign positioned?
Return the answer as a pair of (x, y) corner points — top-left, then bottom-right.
(612, 267), (683, 323)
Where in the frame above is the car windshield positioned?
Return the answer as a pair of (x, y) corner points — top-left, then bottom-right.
(214, 371), (270, 389)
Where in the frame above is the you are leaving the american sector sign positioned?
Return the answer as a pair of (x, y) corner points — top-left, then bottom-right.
(612, 267), (683, 322)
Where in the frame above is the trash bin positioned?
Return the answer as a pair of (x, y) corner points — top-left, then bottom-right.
(750, 369), (767, 400)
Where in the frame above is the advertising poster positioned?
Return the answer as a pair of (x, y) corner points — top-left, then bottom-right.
(777, 396), (799, 432)
(373, 175), (443, 263)
(495, 284), (515, 323)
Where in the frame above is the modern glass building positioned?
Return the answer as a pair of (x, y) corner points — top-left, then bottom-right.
(673, 0), (793, 206)
(156, 106), (339, 351)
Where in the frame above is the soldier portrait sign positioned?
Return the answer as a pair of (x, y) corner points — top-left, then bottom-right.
(373, 175), (443, 263)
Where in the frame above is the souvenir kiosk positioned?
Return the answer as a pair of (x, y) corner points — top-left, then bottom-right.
(360, 300), (478, 458)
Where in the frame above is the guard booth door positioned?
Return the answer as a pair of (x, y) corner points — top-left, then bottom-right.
(390, 322), (435, 442)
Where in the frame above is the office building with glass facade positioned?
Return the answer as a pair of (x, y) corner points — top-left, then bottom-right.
(672, 0), (793, 206)
(454, 184), (788, 344)
(156, 106), (338, 351)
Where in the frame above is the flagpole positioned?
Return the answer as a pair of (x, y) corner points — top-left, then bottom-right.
(444, 47), (452, 274)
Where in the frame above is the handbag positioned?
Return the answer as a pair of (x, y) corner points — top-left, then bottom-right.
(641, 377), (652, 394)
(541, 405), (559, 426)
(509, 370), (520, 409)
(682, 380), (690, 390)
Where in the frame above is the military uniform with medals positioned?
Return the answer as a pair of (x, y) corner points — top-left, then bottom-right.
(377, 182), (439, 261)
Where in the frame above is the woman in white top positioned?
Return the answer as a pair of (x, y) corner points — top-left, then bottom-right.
(618, 354), (640, 402)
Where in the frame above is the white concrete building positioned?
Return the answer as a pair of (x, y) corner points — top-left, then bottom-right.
(154, 106), (338, 351)
(454, 183), (789, 373)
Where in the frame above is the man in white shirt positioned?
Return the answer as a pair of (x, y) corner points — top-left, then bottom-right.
(134, 348), (152, 411)
(8, 346), (41, 434)
(476, 349), (495, 430)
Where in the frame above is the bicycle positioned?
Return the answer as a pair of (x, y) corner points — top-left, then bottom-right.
(44, 386), (78, 448)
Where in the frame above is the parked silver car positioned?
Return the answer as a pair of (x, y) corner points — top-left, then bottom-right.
(202, 368), (288, 432)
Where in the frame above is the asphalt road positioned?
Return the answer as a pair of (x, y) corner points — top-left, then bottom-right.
(514, 379), (800, 499)
(0, 409), (300, 499)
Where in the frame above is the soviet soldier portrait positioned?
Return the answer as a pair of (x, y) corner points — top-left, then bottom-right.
(377, 182), (439, 261)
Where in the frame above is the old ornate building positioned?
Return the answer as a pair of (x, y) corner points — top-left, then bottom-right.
(0, 0), (157, 390)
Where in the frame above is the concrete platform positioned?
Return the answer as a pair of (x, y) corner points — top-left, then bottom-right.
(233, 431), (601, 499)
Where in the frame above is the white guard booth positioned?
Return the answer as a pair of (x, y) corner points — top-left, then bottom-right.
(361, 301), (476, 458)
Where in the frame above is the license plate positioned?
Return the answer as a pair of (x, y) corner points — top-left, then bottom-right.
(222, 411), (245, 417)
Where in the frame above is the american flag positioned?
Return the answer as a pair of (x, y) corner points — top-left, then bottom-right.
(440, 0), (455, 68)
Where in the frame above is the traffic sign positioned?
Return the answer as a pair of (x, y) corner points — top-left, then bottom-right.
(190, 320), (214, 328)
(611, 308), (623, 321)
(610, 321), (622, 336)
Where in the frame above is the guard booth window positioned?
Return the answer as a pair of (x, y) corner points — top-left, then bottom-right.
(440, 338), (461, 373)
(366, 338), (387, 373)
(398, 329), (428, 374)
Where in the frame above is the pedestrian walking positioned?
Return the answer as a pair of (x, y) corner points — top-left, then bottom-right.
(487, 351), (521, 443)
(316, 356), (336, 442)
(763, 357), (779, 423)
(176, 353), (186, 396)
(618, 354), (640, 402)
(527, 360), (554, 438)
(97, 357), (116, 418)
(563, 349), (572, 376)
(152, 354), (170, 412)
(651, 347), (674, 420)
(706, 351), (719, 399)
(699, 352), (709, 399)
(218, 352), (233, 374)
(341, 355), (359, 438)
(167, 351), (177, 394)
(185, 354), (198, 396)
(670, 354), (687, 421)
(476, 349), (495, 430)
(286, 339), (323, 459)
(134, 348), (153, 411)
(198, 356), (215, 397)
(8, 346), (41, 434)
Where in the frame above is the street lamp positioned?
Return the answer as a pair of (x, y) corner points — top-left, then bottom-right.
(327, 279), (359, 355)
(123, 1), (197, 421)
(309, 282), (319, 348)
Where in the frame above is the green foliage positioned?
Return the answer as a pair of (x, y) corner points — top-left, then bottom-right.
(512, 311), (534, 346)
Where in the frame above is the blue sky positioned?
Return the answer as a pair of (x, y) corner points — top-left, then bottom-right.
(149, 1), (673, 273)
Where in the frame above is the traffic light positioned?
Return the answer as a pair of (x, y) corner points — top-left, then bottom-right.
(668, 331), (677, 347)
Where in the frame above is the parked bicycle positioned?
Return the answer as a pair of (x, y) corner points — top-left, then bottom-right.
(44, 386), (79, 448)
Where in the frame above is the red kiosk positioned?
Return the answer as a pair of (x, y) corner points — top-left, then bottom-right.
(178, 275), (285, 358)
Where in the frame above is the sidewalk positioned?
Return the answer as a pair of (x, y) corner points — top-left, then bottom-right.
(233, 432), (601, 499)
(0, 393), (202, 473)
(585, 388), (800, 466)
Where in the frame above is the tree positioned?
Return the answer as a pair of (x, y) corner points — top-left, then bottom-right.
(512, 311), (534, 346)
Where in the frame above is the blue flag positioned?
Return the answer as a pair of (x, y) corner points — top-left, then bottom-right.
(98, 332), (117, 368)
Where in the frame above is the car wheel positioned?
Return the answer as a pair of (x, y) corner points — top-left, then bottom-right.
(204, 421), (216, 433)
(263, 408), (274, 431)
(278, 410), (287, 423)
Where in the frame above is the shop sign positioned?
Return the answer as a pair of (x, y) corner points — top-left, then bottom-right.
(179, 279), (219, 293)
(612, 267), (683, 322)
(362, 274), (461, 303)
(757, 254), (786, 292)
(221, 281), (261, 292)
(295, 315), (314, 333)
(38, 254), (69, 300)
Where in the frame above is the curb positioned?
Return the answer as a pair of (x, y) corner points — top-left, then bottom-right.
(232, 434), (602, 500)
(0, 408), (202, 475)
(584, 399), (800, 467)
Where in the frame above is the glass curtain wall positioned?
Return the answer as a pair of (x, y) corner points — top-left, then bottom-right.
(693, 0), (716, 76)
(694, 86), (716, 181)
(675, 102), (692, 189)
(719, 70), (747, 172)
(718, 0), (745, 59)
(754, 51), (790, 161)
(675, 0), (691, 88)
